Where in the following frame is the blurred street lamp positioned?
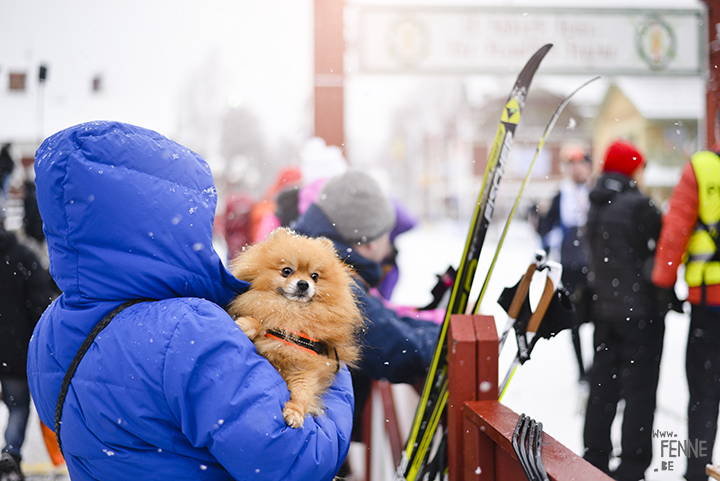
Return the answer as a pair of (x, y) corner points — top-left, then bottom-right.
(37, 64), (48, 143)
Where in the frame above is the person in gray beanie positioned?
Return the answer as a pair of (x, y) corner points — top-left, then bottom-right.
(316, 170), (397, 245)
(315, 171), (399, 274)
(293, 170), (441, 473)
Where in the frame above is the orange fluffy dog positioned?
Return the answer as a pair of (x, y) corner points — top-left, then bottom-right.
(227, 228), (363, 428)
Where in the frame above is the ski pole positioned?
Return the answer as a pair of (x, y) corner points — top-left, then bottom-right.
(499, 261), (562, 400)
(498, 250), (547, 353)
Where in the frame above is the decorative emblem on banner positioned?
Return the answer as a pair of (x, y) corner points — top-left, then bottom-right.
(388, 17), (430, 68)
(637, 15), (676, 71)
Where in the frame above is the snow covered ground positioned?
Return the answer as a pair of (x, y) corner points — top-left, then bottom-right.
(0, 218), (700, 480)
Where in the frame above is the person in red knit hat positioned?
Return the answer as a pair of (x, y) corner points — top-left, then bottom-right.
(582, 140), (667, 481)
(601, 140), (646, 177)
(652, 133), (720, 481)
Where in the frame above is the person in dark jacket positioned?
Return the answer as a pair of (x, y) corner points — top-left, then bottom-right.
(26, 121), (354, 481)
(292, 170), (440, 438)
(22, 172), (44, 244)
(0, 198), (55, 480)
(0, 144), (15, 197)
(582, 140), (664, 481)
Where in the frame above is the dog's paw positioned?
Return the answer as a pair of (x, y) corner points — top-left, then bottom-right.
(283, 402), (306, 429)
(235, 316), (261, 340)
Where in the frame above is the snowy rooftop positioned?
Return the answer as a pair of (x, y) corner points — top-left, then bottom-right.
(614, 77), (705, 120)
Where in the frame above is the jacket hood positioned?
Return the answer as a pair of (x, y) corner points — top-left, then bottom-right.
(34, 121), (248, 306)
(589, 172), (638, 205)
(293, 204), (383, 287)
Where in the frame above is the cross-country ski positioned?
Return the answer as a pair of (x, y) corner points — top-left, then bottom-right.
(395, 43), (553, 481)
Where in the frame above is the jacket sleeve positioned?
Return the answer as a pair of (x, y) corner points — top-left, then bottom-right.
(356, 285), (440, 384)
(638, 196), (663, 247)
(162, 301), (353, 481)
(537, 193), (561, 240)
(652, 162), (699, 289)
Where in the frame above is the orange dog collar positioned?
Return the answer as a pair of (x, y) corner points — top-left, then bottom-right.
(265, 327), (340, 372)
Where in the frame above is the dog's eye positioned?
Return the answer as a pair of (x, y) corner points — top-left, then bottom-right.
(311, 273), (319, 283)
(281, 267), (294, 277)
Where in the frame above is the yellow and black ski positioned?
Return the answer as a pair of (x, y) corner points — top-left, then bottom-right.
(395, 43), (553, 481)
(473, 75), (601, 316)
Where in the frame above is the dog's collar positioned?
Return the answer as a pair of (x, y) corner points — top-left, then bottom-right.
(265, 328), (340, 372)
(265, 327), (328, 355)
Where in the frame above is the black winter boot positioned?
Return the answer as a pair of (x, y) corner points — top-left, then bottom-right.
(0, 452), (25, 481)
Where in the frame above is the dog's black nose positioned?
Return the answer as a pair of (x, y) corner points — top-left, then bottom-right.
(297, 280), (309, 292)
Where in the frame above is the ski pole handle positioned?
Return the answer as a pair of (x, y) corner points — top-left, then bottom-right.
(498, 262), (538, 353)
(508, 263), (537, 319)
(527, 276), (555, 333)
(501, 265), (561, 399)
(499, 285), (549, 400)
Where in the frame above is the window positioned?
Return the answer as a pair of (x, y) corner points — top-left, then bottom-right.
(8, 72), (26, 91)
(92, 74), (103, 92)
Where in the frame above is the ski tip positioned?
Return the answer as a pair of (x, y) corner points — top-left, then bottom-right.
(537, 43), (553, 56)
(520, 44), (553, 77)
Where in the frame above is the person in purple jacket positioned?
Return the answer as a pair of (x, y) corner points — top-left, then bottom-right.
(26, 121), (354, 481)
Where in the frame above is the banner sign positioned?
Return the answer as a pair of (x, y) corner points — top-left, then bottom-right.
(356, 7), (704, 76)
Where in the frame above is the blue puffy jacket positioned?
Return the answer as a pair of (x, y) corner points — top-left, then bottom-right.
(27, 121), (354, 480)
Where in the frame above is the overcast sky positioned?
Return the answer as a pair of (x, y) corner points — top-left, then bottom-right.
(0, 0), (312, 145)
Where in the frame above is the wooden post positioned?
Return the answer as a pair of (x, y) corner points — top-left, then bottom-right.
(361, 390), (372, 481)
(448, 315), (479, 481)
(314, 0), (345, 152)
(473, 315), (499, 401)
(448, 314), (498, 481)
(703, 0), (720, 147)
(463, 413), (495, 481)
(377, 380), (403, 466)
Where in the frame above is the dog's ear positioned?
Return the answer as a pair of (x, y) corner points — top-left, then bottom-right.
(317, 236), (337, 254)
(270, 227), (294, 242)
(229, 244), (260, 281)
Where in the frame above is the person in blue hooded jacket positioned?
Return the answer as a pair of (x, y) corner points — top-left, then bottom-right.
(292, 170), (440, 443)
(26, 121), (354, 481)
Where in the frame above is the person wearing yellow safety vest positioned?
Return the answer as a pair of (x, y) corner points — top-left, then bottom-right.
(652, 149), (720, 481)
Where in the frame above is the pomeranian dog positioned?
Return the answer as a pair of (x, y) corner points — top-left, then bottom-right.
(227, 228), (363, 428)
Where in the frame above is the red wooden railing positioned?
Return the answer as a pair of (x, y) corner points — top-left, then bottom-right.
(355, 313), (612, 481)
(447, 314), (613, 481)
(359, 380), (404, 481)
